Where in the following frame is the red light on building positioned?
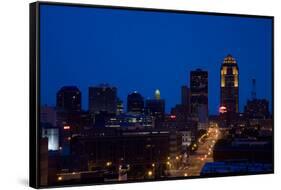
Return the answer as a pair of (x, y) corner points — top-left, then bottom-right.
(63, 126), (70, 130)
(170, 115), (176, 119)
(219, 106), (227, 114)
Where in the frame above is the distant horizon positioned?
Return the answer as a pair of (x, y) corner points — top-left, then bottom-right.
(40, 4), (273, 114)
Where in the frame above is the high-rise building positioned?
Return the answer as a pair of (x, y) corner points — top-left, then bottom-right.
(155, 89), (161, 100)
(88, 84), (117, 115)
(181, 85), (190, 107)
(244, 79), (269, 119)
(170, 86), (190, 122)
(190, 69), (208, 118)
(56, 86), (81, 113)
(56, 86), (82, 135)
(220, 54), (239, 114)
(197, 104), (208, 130)
(127, 91), (144, 114)
(190, 69), (208, 130)
(146, 89), (165, 122)
(244, 99), (269, 119)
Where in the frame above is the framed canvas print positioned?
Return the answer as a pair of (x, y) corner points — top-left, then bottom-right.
(29, 1), (274, 188)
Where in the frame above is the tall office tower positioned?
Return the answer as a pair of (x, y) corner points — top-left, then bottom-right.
(220, 54), (239, 114)
(56, 86), (82, 148)
(88, 84), (117, 115)
(181, 85), (190, 106)
(244, 79), (269, 119)
(170, 86), (190, 122)
(56, 86), (81, 113)
(190, 69), (208, 118)
(146, 89), (165, 120)
(127, 91), (144, 114)
(251, 79), (257, 100)
(244, 99), (269, 119)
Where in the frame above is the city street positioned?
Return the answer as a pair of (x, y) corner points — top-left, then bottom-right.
(169, 123), (221, 177)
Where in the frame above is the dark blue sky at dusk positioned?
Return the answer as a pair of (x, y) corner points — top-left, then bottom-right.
(40, 4), (273, 114)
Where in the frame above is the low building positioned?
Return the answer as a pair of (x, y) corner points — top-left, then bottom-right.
(105, 113), (154, 129)
(41, 123), (59, 151)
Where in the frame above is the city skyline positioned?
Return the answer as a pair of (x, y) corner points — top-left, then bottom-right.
(41, 61), (272, 115)
(36, 4), (273, 187)
(40, 4), (273, 114)
(41, 63), (272, 115)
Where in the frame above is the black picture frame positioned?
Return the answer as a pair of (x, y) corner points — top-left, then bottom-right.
(30, 1), (274, 188)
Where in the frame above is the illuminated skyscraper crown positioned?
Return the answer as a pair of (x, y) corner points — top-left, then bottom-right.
(155, 89), (161, 100)
(223, 54), (237, 64)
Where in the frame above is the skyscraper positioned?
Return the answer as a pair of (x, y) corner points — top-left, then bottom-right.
(244, 99), (269, 119)
(88, 84), (117, 115)
(244, 79), (269, 119)
(220, 54), (239, 114)
(181, 85), (190, 107)
(56, 86), (81, 113)
(56, 86), (82, 135)
(170, 86), (190, 122)
(190, 69), (208, 117)
(146, 89), (165, 121)
(155, 89), (161, 100)
(127, 91), (144, 114)
(190, 69), (208, 130)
